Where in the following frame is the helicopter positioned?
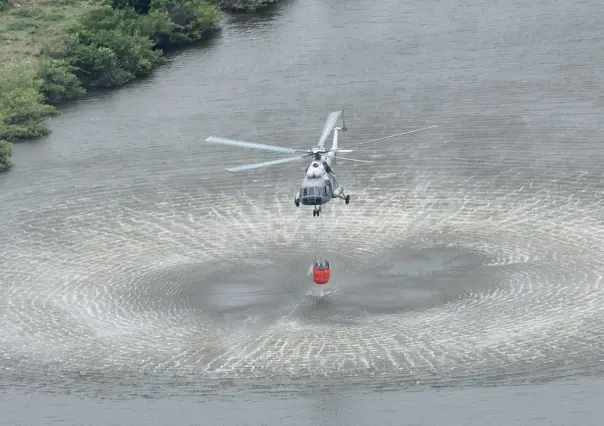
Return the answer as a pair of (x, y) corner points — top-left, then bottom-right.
(204, 110), (437, 217)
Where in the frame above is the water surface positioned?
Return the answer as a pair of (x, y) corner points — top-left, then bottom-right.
(2, 0), (604, 424)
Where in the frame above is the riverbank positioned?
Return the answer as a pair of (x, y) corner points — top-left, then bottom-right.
(0, 0), (281, 173)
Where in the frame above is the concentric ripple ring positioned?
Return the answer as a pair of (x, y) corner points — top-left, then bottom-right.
(2, 0), (604, 396)
(2, 121), (604, 394)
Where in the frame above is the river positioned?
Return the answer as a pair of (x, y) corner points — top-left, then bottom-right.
(1, 0), (604, 424)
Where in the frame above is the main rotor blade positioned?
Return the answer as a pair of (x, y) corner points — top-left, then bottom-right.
(225, 155), (307, 172)
(317, 110), (343, 148)
(335, 156), (374, 163)
(206, 136), (307, 155)
(346, 125), (438, 148)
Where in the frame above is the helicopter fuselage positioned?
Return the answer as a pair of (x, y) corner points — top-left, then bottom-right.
(205, 109), (435, 218)
(294, 155), (349, 216)
(298, 174), (339, 206)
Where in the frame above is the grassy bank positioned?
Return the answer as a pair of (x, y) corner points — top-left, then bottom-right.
(0, 0), (280, 173)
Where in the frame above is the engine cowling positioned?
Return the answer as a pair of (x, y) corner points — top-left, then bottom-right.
(305, 162), (324, 178)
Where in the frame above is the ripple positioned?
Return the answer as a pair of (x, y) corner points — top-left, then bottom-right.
(2, 144), (604, 396)
(1, 0), (603, 404)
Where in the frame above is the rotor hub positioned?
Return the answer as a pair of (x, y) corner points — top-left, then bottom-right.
(310, 148), (327, 159)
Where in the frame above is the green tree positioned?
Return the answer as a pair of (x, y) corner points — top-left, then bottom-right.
(108, 0), (153, 14)
(52, 2), (220, 90)
(210, 0), (277, 12)
(0, 0), (222, 171)
(60, 6), (164, 88)
(37, 58), (87, 105)
(148, 0), (221, 48)
(0, 139), (12, 173)
(0, 61), (57, 142)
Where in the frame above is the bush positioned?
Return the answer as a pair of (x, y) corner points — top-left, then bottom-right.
(0, 139), (13, 173)
(105, 0), (222, 49)
(109, 0), (153, 14)
(209, 0), (277, 12)
(37, 58), (87, 105)
(0, 0), (222, 173)
(50, 1), (221, 89)
(149, 0), (221, 47)
(0, 61), (58, 143)
(55, 6), (163, 89)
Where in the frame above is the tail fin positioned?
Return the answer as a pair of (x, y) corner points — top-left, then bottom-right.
(329, 108), (347, 157)
(331, 127), (339, 152)
(317, 110), (343, 149)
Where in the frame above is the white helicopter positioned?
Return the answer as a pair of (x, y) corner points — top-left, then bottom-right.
(205, 110), (437, 217)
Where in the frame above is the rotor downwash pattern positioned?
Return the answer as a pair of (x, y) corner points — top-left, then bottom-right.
(2, 151), (603, 393)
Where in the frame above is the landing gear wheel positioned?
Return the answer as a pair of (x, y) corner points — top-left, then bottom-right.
(295, 199), (300, 207)
(345, 195), (350, 204)
(313, 210), (317, 217)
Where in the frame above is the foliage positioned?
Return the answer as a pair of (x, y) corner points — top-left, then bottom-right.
(0, 60), (56, 172)
(0, 0), (273, 173)
(149, 0), (221, 47)
(50, 1), (220, 89)
(0, 0), (222, 162)
(103, 0), (221, 49)
(0, 139), (12, 173)
(0, 0), (100, 61)
(37, 58), (87, 105)
(209, 0), (278, 12)
(109, 0), (152, 14)
(56, 6), (163, 89)
(0, 61), (57, 142)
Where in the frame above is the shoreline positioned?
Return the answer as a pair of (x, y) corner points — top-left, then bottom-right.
(0, 0), (283, 173)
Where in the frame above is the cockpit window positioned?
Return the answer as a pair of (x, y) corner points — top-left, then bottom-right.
(301, 187), (325, 197)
